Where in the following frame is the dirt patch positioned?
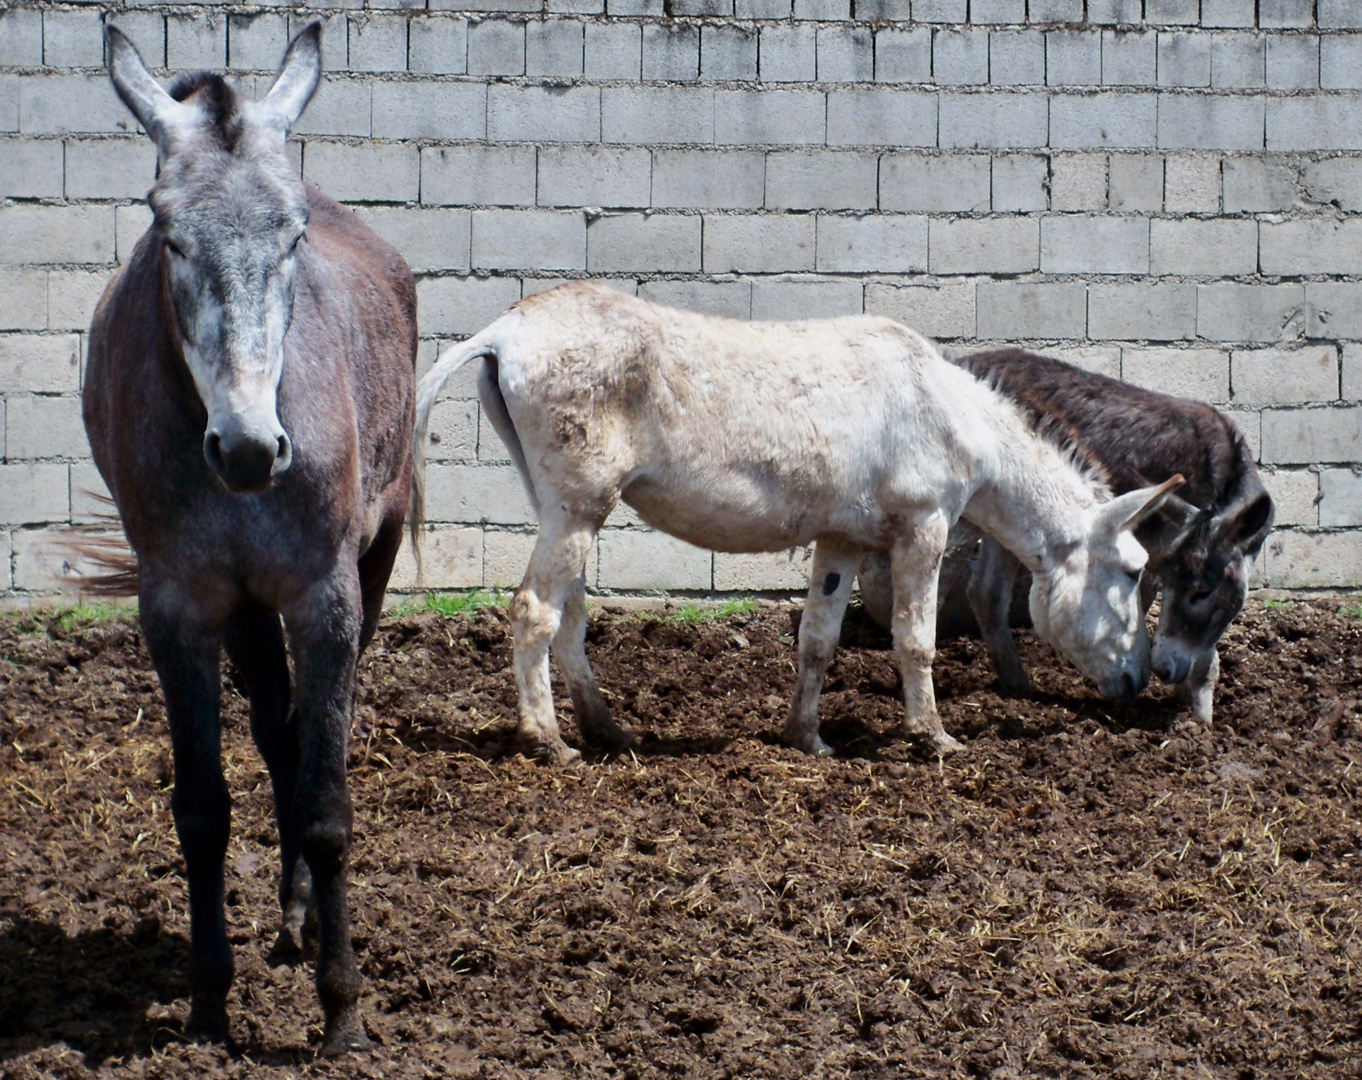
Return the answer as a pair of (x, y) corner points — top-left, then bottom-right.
(1, 598), (1360, 1078)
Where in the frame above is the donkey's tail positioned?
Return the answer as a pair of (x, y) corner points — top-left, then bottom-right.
(49, 498), (140, 597)
(409, 329), (502, 583)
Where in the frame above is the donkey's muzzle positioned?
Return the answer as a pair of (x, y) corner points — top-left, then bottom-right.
(204, 412), (293, 493)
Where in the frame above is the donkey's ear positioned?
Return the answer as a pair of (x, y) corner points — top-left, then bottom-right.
(1158, 491), (1200, 528)
(257, 21), (322, 135)
(107, 24), (191, 153)
(1212, 490), (1274, 554)
(1094, 474), (1187, 537)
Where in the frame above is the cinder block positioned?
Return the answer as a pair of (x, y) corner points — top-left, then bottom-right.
(1102, 30), (1156, 86)
(303, 141), (417, 203)
(1200, 0), (1255, 28)
(598, 530), (711, 591)
(1319, 0), (1362, 29)
(644, 24), (699, 82)
(939, 92), (1047, 148)
(1322, 35), (1362, 90)
(69, 461), (111, 523)
(1050, 153), (1108, 210)
(828, 89), (936, 148)
(63, 139), (156, 201)
(468, 18), (524, 76)
(1041, 216), (1149, 274)
(1267, 96), (1362, 152)
(539, 146), (650, 209)
(1232, 346), (1338, 405)
(549, 0), (603, 12)
(875, 28), (932, 84)
(714, 550), (810, 591)
(352, 207), (471, 273)
(880, 152), (990, 211)
(1107, 154), (1162, 210)
(817, 26), (873, 83)
(1028, 0), (1082, 20)
(1159, 92), (1266, 149)
(416, 276), (522, 335)
(0, 76), (15, 135)
(1303, 159), (1362, 211)
(673, 0), (733, 14)
(704, 215), (815, 274)
(653, 149), (764, 209)
(738, 0), (793, 16)
(1223, 157), (1297, 211)
(1320, 470), (1362, 527)
(410, 16), (469, 74)
(1259, 469), (1318, 526)
(19, 74), (136, 136)
(166, 12), (227, 70)
(0, 138), (63, 198)
(472, 209), (584, 271)
(228, 13), (290, 72)
(489, 84), (599, 143)
(1197, 283), (1306, 343)
(586, 22), (641, 80)
(0, 8), (42, 67)
(1346, 343), (1362, 400)
(1210, 32), (1265, 88)
(1164, 155), (1222, 211)
(1050, 92), (1157, 148)
(915, 0), (967, 21)
(760, 25), (816, 84)
(1047, 30), (1101, 86)
(1262, 406), (1362, 464)
(1265, 34), (1318, 90)
(587, 214), (702, 273)
(0, 463), (68, 524)
(1046, 345), (1121, 377)
(976, 281), (1087, 339)
(0, 206), (113, 266)
(292, 80), (372, 138)
(1121, 347), (1229, 403)
(421, 398), (479, 462)
(115, 205), (152, 263)
(48, 272), (107, 332)
(374, 82), (487, 141)
(989, 30), (1045, 85)
(817, 215), (927, 272)
(1087, 0), (1141, 23)
(865, 280), (974, 339)
(603, 87), (713, 145)
(390, 527), (482, 592)
(426, 463), (535, 525)
(701, 26), (756, 82)
(992, 154), (1048, 211)
(5, 395), (86, 459)
(1157, 32), (1210, 87)
(1088, 283), (1196, 340)
(750, 278), (862, 320)
(766, 150), (876, 210)
(971, 0), (1025, 22)
(607, 0), (666, 13)
(1308, 283), (1362, 338)
(718, 89), (824, 145)
(638, 279), (751, 319)
(480, 530), (537, 590)
(1151, 218), (1257, 276)
(1262, 219), (1362, 276)
(417, 337), (477, 394)
(934, 29), (989, 86)
(794, 0), (850, 18)
(422, 145), (535, 207)
(929, 218), (1039, 273)
(1259, 0), (1314, 28)
(42, 10), (105, 69)
(527, 20), (584, 77)
(1145, 0), (1198, 25)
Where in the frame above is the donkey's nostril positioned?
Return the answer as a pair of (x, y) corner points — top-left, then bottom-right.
(273, 432), (293, 475)
(203, 430), (225, 474)
(1120, 670), (1139, 702)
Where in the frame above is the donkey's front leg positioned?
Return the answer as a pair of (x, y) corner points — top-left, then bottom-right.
(784, 544), (865, 756)
(967, 535), (1030, 694)
(139, 585), (233, 1042)
(890, 514), (962, 755)
(288, 573), (368, 1055)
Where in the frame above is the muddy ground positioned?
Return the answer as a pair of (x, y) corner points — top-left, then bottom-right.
(0, 596), (1359, 1079)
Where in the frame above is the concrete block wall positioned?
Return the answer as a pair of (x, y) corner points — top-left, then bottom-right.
(3, 0), (1362, 598)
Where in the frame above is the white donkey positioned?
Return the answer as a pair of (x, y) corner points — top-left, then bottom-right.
(414, 282), (1182, 764)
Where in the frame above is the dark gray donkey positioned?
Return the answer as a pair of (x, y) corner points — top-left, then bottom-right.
(860, 349), (1273, 724)
(83, 23), (416, 1052)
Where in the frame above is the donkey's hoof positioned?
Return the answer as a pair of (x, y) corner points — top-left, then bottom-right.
(582, 721), (637, 754)
(807, 736), (836, 757)
(186, 1000), (232, 1046)
(524, 738), (582, 766)
(996, 673), (1032, 696)
(267, 926), (305, 967)
(932, 732), (964, 756)
(320, 1010), (372, 1057)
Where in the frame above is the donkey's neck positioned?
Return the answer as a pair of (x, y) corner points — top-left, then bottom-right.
(963, 402), (1099, 575)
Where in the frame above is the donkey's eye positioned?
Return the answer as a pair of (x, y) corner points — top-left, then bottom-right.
(164, 239), (187, 259)
(1190, 589), (1214, 604)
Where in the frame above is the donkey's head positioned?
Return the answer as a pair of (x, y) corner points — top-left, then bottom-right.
(107, 23), (322, 493)
(1148, 489), (1274, 685)
(1029, 476), (1186, 701)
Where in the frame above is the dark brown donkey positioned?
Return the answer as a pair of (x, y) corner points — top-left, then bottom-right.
(861, 348), (1273, 725)
(83, 23), (416, 1052)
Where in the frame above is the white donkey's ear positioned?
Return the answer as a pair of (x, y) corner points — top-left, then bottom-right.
(106, 24), (194, 155)
(1094, 474), (1187, 538)
(256, 21), (322, 136)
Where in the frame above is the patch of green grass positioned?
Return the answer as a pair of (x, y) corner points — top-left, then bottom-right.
(668, 597), (759, 624)
(392, 590), (507, 618)
(53, 602), (126, 632)
(1338, 604), (1362, 621)
(1262, 598), (1293, 612)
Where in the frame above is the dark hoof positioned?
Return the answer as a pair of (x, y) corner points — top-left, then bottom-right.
(186, 1000), (232, 1047)
(581, 723), (637, 754)
(320, 1010), (372, 1057)
(267, 926), (305, 967)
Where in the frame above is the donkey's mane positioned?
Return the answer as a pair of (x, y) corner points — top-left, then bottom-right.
(168, 71), (243, 149)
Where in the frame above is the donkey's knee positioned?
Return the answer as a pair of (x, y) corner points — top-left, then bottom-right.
(172, 783), (232, 867)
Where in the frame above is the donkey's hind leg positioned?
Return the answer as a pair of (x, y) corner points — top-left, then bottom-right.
(784, 543), (865, 756)
(224, 610), (313, 965)
(511, 512), (600, 765)
(967, 534), (1030, 695)
(553, 572), (633, 751)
